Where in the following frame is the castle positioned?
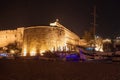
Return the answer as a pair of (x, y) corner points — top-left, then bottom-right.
(0, 21), (84, 56)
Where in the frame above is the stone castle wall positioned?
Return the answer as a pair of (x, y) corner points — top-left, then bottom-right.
(0, 22), (82, 56)
(22, 26), (66, 56)
(22, 25), (81, 56)
(0, 28), (24, 47)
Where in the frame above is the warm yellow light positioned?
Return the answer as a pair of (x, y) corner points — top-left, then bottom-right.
(60, 46), (63, 51)
(65, 46), (69, 51)
(50, 48), (54, 52)
(64, 43), (69, 51)
(10, 50), (15, 54)
(30, 48), (36, 56)
(95, 45), (103, 52)
(103, 39), (111, 43)
(40, 53), (44, 56)
(23, 48), (27, 56)
(40, 50), (45, 56)
(40, 50), (45, 53)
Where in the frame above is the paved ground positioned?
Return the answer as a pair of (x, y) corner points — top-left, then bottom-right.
(0, 59), (120, 80)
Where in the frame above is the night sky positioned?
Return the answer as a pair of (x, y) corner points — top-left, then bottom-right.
(0, 0), (120, 38)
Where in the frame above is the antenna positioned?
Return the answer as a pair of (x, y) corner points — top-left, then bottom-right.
(92, 5), (97, 50)
(93, 6), (96, 39)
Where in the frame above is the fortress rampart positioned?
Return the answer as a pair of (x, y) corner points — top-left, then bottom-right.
(22, 21), (81, 56)
(0, 21), (83, 56)
(0, 28), (24, 47)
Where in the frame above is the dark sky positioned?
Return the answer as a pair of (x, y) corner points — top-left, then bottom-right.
(0, 0), (120, 38)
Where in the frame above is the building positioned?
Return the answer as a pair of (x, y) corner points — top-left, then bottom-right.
(0, 20), (83, 56)
(22, 21), (81, 56)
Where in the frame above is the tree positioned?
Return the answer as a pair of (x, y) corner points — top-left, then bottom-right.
(83, 29), (94, 46)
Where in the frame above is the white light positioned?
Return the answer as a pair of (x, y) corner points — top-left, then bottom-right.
(50, 22), (57, 26)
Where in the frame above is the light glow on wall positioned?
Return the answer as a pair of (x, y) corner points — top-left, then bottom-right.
(23, 48), (27, 56)
(30, 48), (36, 56)
(40, 50), (45, 56)
(65, 45), (69, 51)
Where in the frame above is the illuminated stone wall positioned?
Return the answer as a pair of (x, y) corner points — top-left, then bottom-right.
(53, 21), (80, 46)
(22, 25), (81, 56)
(0, 21), (82, 56)
(23, 26), (66, 56)
(0, 28), (24, 47)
